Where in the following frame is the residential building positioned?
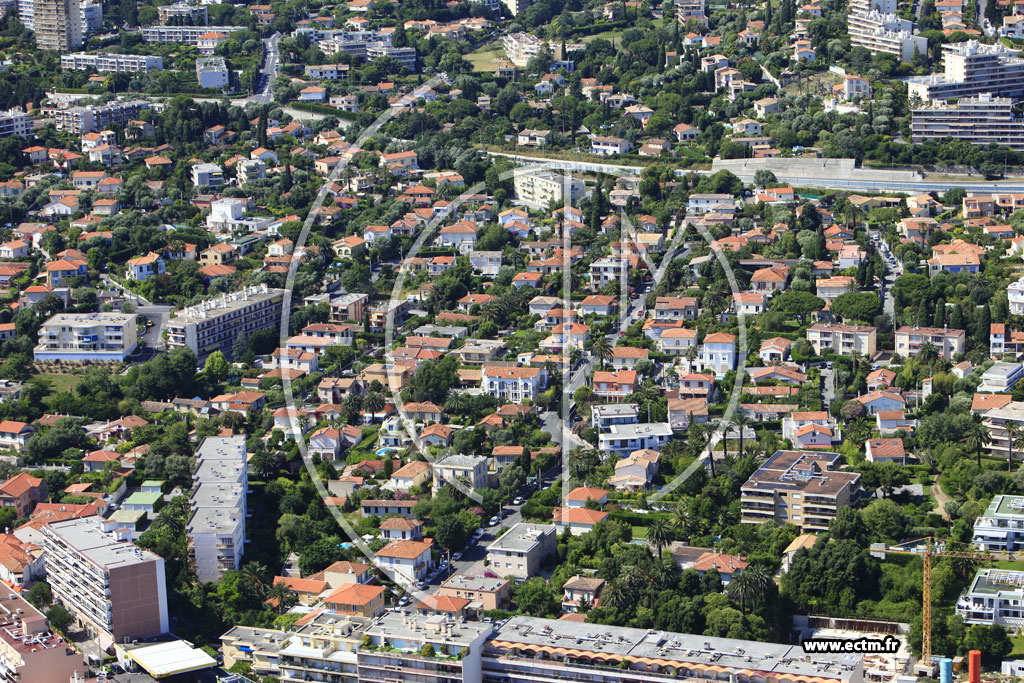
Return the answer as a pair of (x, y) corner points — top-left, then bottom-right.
(481, 616), (864, 683)
(439, 574), (511, 610)
(166, 285), (286, 359)
(191, 162), (224, 187)
(806, 323), (877, 356)
(481, 365), (546, 403)
(0, 472), (46, 517)
(188, 435), (247, 584)
(42, 518), (168, 647)
(913, 94), (1024, 150)
(126, 252), (165, 281)
(598, 422), (673, 457)
(33, 0), (82, 50)
(0, 591), (88, 682)
(847, 5), (926, 62)
(141, 24), (247, 44)
(740, 450), (861, 533)
(513, 169), (585, 210)
(908, 40), (1024, 102)
(196, 56), (230, 89)
(980, 362), (1024, 392)
(61, 52), (162, 72)
(0, 421), (32, 452)
(562, 576), (604, 612)
(865, 437), (907, 464)
(375, 539), (433, 583)
(591, 403), (639, 432)
(1010, 277), (1024, 315)
(54, 99), (148, 135)
(0, 109), (32, 137)
(432, 454), (489, 490)
(973, 495), (1024, 552)
(486, 523), (557, 579)
(33, 312), (137, 362)
(895, 325), (966, 360)
(358, 612), (492, 683)
(956, 568), (1024, 627)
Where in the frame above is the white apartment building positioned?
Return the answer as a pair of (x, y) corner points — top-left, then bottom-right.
(913, 94), (1024, 150)
(683, 332), (737, 378)
(908, 40), (1024, 101)
(598, 422), (673, 457)
(42, 518), (168, 648)
(675, 0), (707, 23)
(973, 495), (1024, 552)
(188, 435), (248, 584)
(80, 0), (101, 33)
(513, 169), (585, 209)
(688, 193), (734, 214)
(166, 285), (286, 359)
(486, 523), (557, 579)
(806, 323), (877, 356)
(34, 312), (137, 362)
(589, 257), (628, 291)
(196, 56), (230, 89)
(61, 53), (163, 73)
(591, 136), (633, 156)
(141, 25), (247, 44)
(432, 454), (490, 490)
(956, 568), (1024, 627)
(0, 109), (33, 137)
(847, 7), (926, 62)
(895, 325), (966, 360)
(54, 99), (148, 135)
(191, 162), (224, 187)
(481, 365), (546, 402)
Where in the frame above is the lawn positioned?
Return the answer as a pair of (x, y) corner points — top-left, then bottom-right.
(466, 43), (506, 72)
(631, 525), (648, 539)
(1011, 636), (1024, 659)
(581, 29), (625, 45)
(993, 560), (1024, 570)
(36, 373), (83, 396)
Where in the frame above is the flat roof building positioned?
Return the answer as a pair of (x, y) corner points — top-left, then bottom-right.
(908, 40), (1024, 101)
(166, 285), (286, 359)
(913, 93), (1024, 150)
(486, 523), (557, 579)
(973, 494), (1024, 552)
(741, 450), (861, 533)
(34, 312), (137, 362)
(42, 517), (168, 648)
(956, 568), (1024, 627)
(188, 435), (247, 584)
(61, 52), (163, 73)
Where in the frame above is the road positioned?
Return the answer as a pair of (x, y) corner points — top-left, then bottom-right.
(101, 274), (150, 306)
(138, 304), (173, 351)
(247, 32), (280, 106)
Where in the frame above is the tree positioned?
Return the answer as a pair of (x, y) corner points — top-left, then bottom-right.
(733, 413), (752, 456)
(1007, 422), (1024, 473)
(963, 624), (1013, 666)
(963, 415), (992, 467)
(754, 169), (778, 187)
(435, 515), (468, 552)
(830, 292), (882, 323)
(267, 581), (297, 614)
(591, 336), (612, 370)
(240, 561), (269, 601)
(46, 605), (73, 635)
(514, 579), (558, 617)
(727, 566), (772, 613)
(204, 350), (230, 383)
(646, 519), (673, 558)
(771, 290), (824, 324)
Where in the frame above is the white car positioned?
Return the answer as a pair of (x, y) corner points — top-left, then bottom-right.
(489, 516), (500, 526)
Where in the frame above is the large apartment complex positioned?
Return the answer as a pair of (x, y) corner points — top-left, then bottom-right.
(166, 285), (286, 359)
(32, 0), (82, 50)
(908, 40), (1024, 101)
(740, 450), (861, 532)
(912, 93), (1024, 150)
(61, 52), (164, 73)
(894, 325), (966, 360)
(956, 568), (1024, 627)
(847, 0), (926, 62)
(33, 312), (138, 362)
(53, 99), (149, 135)
(42, 518), (168, 648)
(188, 435), (248, 584)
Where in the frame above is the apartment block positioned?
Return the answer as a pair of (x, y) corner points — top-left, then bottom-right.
(806, 322), (877, 356)
(54, 99), (148, 135)
(982, 401), (1024, 462)
(439, 574), (511, 610)
(973, 495), (1024, 552)
(482, 616), (863, 683)
(166, 285), (286, 359)
(956, 568), (1024, 627)
(740, 450), (861, 533)
(34, 312), (137, 362)
(481, 365), (546, 403)
(358, 612), (492, 683)
(895, 325), (966, 360)
(598, 422), (673, 457)
(196, 56), (230, 89)
(913, 93), (1024, 150)
(513, 169), (585, 210)
(486, 523), (557, 579)
(61, 52), (163, 73)
(847, 6), (925, 62)
(1010, 277), (1024, 315)
(908, 40), (1024, 102)
(188, 435), (247, 584)
(0, 109), (32, 137)
(674, 0), (707, 23)
(0, 591), (88, 682)
(157, 1), (208, 24)
(42, 518), (168, 647)
(141, 24), (247, 44)
(33, 0), (82, 51)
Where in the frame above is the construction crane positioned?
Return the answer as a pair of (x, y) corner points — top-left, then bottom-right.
(874, 537), (1003, 673)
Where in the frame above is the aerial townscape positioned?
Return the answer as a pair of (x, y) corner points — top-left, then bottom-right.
(13, 0), (1024, 679)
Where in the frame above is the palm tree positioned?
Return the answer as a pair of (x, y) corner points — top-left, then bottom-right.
(240, 561), (269, 601)
(363, 391), (385, 417)
(727, 565), (772, 613)
(600, 581), (630, 611)
(963, 415), (991, 468)
(444, 391), (468, 415)
(592, 336), (612, 370)
(635, 379), (661, 422)
(567, 448), (598, 482)
(267, 581), (297, 614)
(646, 519), (673, 559)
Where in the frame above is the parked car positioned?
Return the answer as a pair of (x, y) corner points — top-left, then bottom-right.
(489, 516), (500, 526)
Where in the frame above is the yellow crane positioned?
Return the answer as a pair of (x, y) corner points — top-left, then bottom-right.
(876, 538), (1006, 673)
